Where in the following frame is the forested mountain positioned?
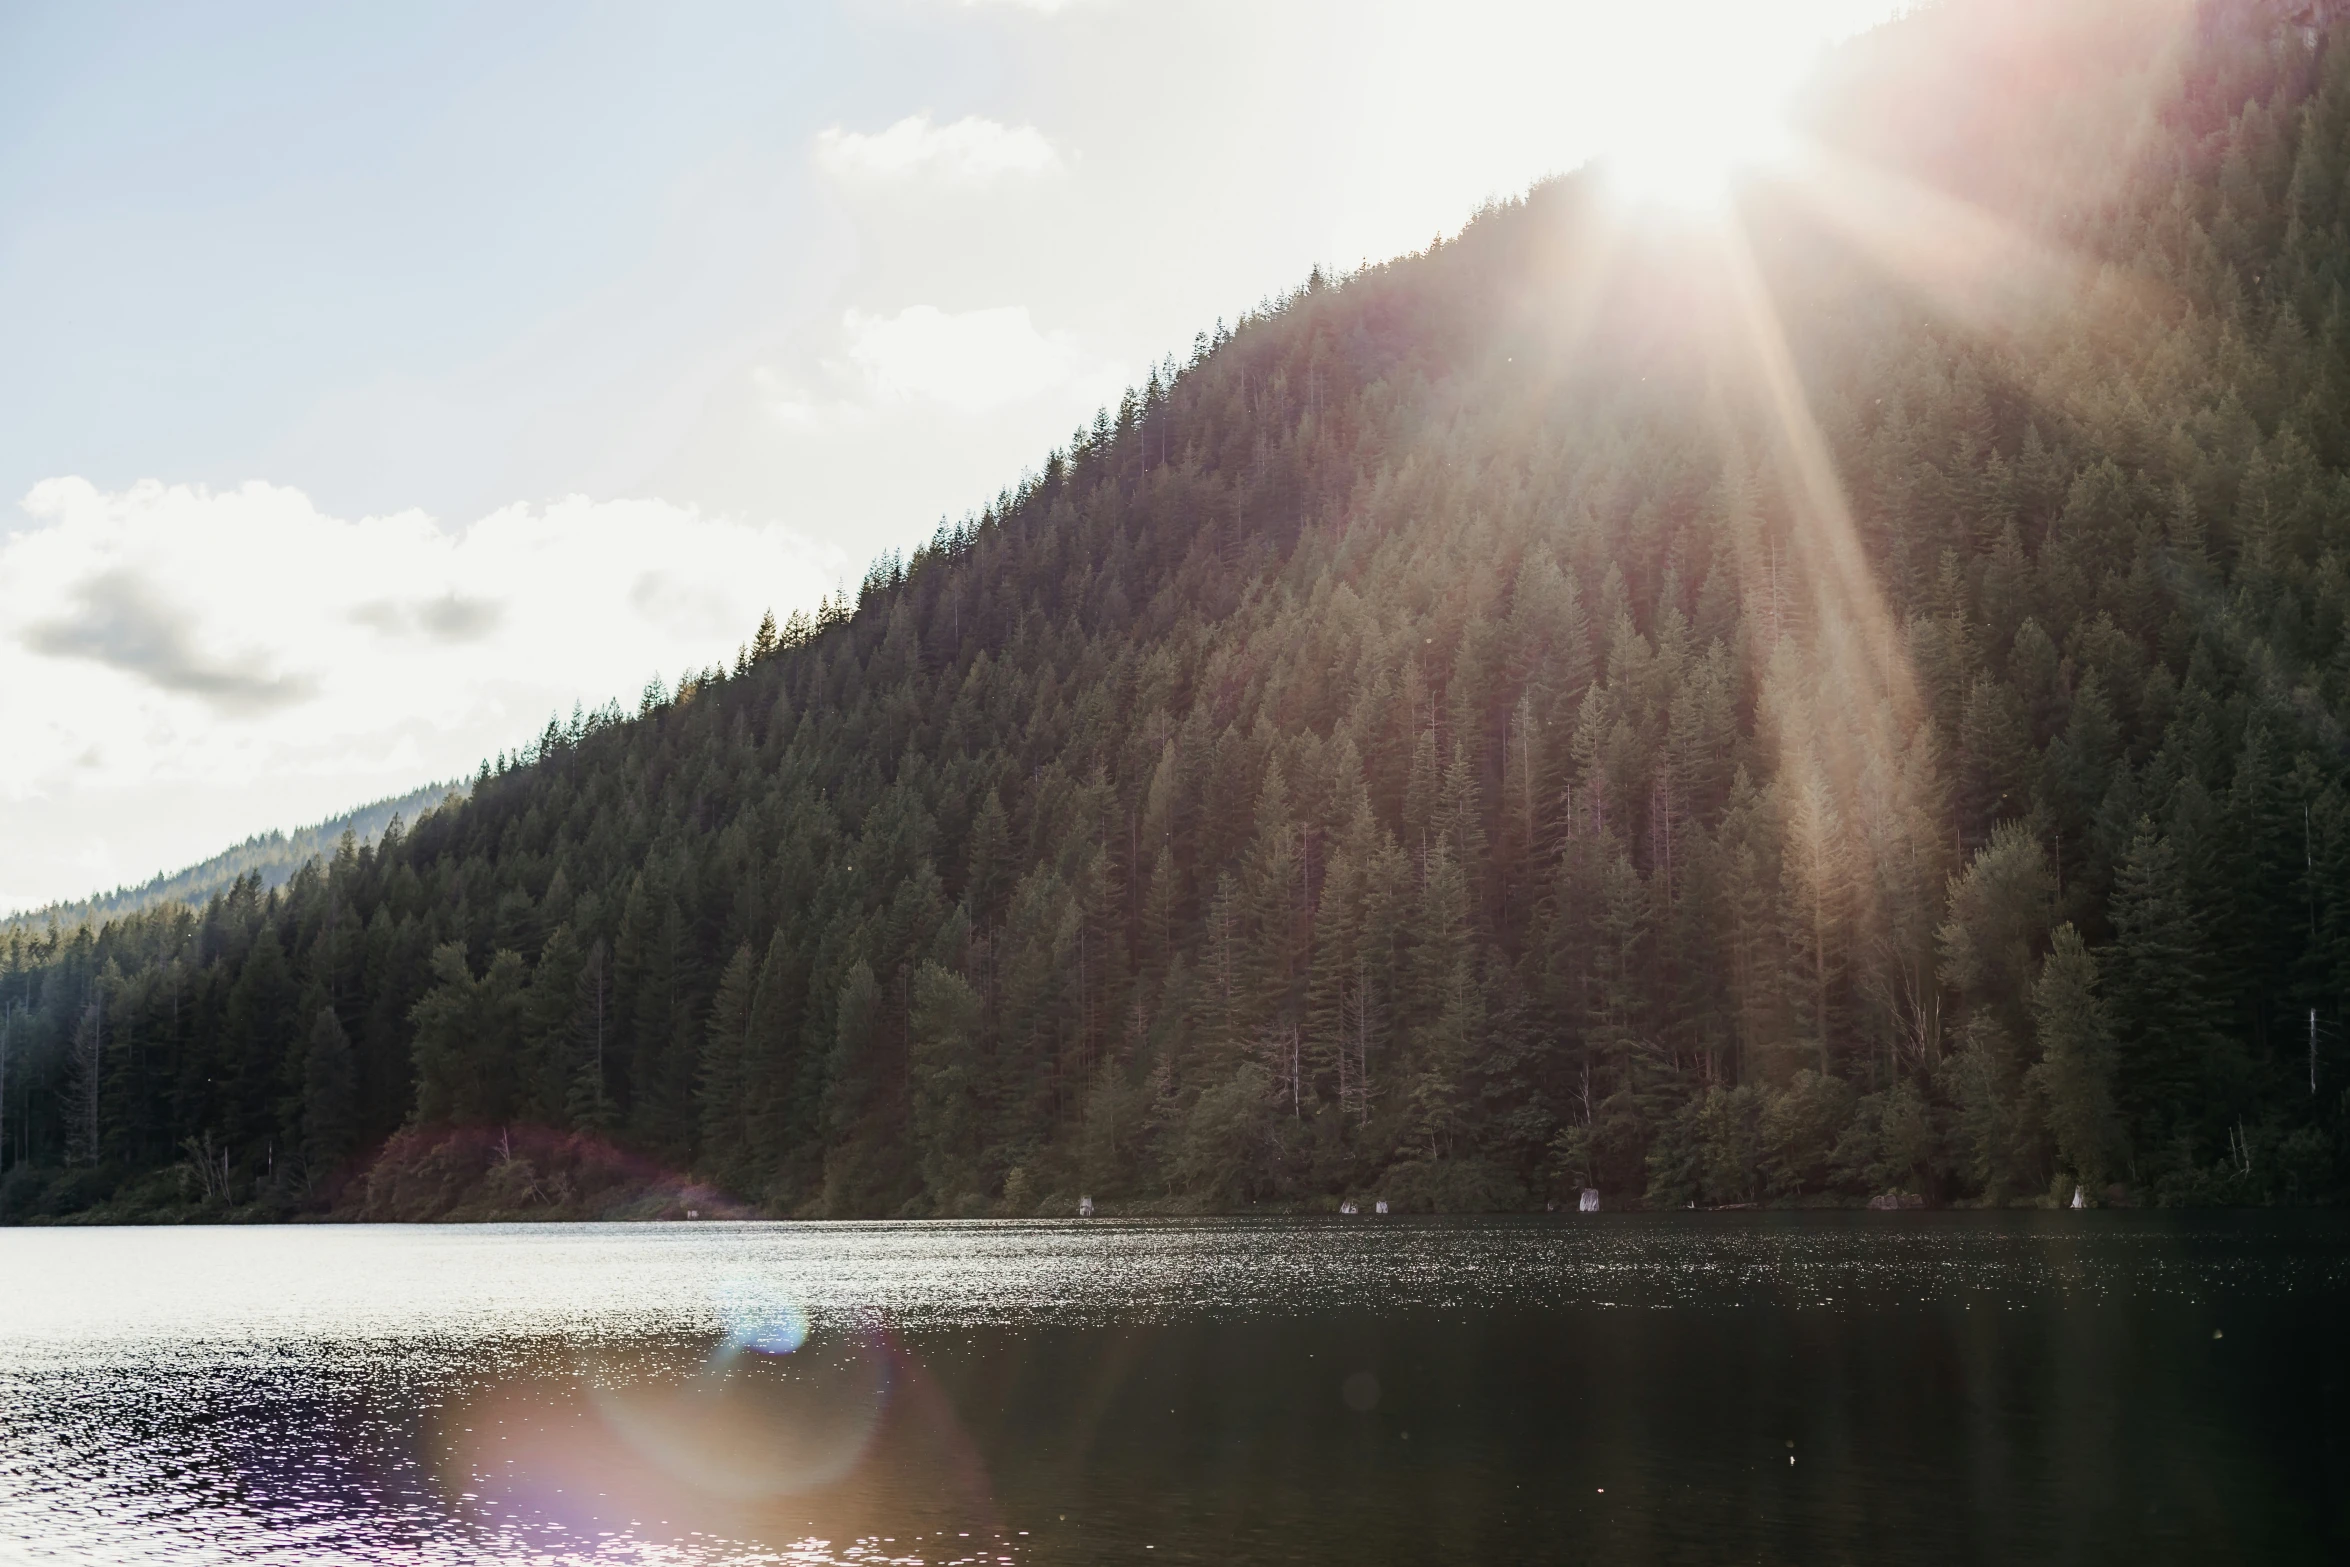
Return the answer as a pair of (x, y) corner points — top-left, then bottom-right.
(5, 0), (2348, 1220)
(1, 782), (463, 935)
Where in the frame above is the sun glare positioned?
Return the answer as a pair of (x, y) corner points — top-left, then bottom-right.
(1585, 16), (1834, 213)
(1602, 110), (1792, 212)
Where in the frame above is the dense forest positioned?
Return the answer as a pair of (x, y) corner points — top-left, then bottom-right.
(5, 0), (2348, 1220)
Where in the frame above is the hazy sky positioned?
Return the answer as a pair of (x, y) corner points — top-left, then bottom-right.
(0, 0), (1898, 913)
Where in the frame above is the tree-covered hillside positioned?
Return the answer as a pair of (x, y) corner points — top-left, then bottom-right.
(5, 0), (2348, 1219)
(1, 782), (464, 935)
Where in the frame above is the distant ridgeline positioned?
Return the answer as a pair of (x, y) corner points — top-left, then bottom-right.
(4, 0), (2349, 1222)
(2, 783), (465, 936)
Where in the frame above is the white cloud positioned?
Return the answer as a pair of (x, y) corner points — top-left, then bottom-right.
(756, 306), (1125, 426)
(814, 114), (1064, 185)
(957, 0), (1102, 12)
(0, 478), (843, 908)
(835, 304), (1122, 415)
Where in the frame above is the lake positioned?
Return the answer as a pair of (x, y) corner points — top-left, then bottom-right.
(0, 1214), (2342, 1564)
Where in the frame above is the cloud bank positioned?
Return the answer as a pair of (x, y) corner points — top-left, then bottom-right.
(757, 303), (1126, 432)
(0, 478), (842, 907)
(840, 304), (1119, 412)
(815, 114), (1065, 185)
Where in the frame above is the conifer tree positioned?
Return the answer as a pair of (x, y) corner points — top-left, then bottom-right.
(909, 960), (985, 1206)
(696, 944), (756, 1187)
(301, 1006), (357, 1177)
(2029, 925), (2121, 1197)
(2104, 822), (2224, 1156)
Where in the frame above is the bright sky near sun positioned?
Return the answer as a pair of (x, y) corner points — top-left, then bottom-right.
(0, 0), (1900, 913)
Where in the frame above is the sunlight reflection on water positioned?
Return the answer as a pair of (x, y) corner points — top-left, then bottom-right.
(1, 1215), (2341, 1565)
(3, 1215), (2318, 1352)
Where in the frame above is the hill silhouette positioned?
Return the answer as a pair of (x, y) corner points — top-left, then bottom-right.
(3, 0), (2346, 1220)
(2, 782), (464, 934)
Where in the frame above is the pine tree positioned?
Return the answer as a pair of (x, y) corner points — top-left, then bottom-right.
(696, 944), (756, 1187)
(740, 927), (800, 1186)
(965, 790), (1012, 923)
(523, 922), (582, 1125)
(408, 944), (527, 1126)
(2103, 821), (2225, 1157)
(1238, 759), (1301, 1032)
(2029, 925), (2120, 1197)
(565, 938), (618, 1133)
(301, 1006), (357, 1177)
(909, 959), (985, 1207)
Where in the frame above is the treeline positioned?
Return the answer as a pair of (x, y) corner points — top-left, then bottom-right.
(3, 0), (2347, 1219)
(1, 781), (464, 936)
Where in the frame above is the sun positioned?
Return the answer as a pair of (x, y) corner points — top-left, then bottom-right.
(1588, 23), (1816, 213)
(1600, 109), (1793, 213)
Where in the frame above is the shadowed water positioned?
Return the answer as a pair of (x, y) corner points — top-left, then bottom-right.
(0, 1213), (2342, 1564)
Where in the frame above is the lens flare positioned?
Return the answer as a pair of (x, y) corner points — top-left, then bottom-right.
(584, 1328), (895, 1503)
(718, 1276), (812, 1357)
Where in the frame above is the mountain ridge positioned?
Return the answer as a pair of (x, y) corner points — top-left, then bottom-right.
(2, 0), (2346, 1221)
(4, 781), (466, 934)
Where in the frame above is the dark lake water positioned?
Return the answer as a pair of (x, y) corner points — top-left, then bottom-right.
(0, 1213), (2342, 1564)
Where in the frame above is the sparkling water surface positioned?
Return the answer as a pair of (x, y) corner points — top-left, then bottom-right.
(1, 1214), (2343, 1564)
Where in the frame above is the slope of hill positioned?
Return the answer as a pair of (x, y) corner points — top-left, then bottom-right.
(3, 0), (2346, 1221)
(1, 783), (465, 934)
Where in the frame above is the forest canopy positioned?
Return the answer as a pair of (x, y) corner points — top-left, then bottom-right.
(4, 0), (2348, 1220)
